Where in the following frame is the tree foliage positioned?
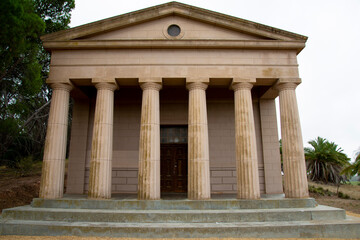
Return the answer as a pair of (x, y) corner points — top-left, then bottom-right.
(341, 148), (360, 177)
(34, 0), (75, 34)
(0, 0), (45, 114)
(305, 137), (350, 184)
(0, 0), (75, 167)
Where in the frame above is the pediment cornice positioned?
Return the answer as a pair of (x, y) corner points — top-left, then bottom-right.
(41, 2), (307, 53)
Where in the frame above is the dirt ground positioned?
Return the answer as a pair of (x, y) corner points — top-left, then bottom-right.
(0, 167), (41, 213)
(309, 193), (360, 214)
(309, 181), (360, 199)
(308, 181), (360, 214)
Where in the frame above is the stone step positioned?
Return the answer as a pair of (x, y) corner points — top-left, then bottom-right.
(2, 205), (345, 223)
(31, 197), (317, 210)
(1, 217), (360, 238)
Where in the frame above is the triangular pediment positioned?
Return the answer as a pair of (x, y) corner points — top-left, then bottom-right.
(81, 15), (271, 41)
(41, 2), (307, 42)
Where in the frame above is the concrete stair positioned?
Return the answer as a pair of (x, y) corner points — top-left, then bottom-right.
(1, 197), (360, 238)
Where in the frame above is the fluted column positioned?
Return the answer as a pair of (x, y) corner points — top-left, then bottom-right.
(138, 82), (162, 200)
(88, 82), (117, 199)
(233, 83), (260, 199)
(40, 83), (72, 199)
(278, 82), (309, 198)
(187, 82), (211, 200)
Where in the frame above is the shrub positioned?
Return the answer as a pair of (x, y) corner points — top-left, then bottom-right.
(337, 191), (350, 199)
(308, 185), (334, 196)
(15, 156), (35, 177)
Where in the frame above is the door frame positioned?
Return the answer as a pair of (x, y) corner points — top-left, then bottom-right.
(160, 125), (188, 194)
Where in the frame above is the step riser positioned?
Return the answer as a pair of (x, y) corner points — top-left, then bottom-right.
(2, 198), (359, 239)
(31, 198), (317, 210)
(1, 222), (360, 238)
(3, 209), (346, 223)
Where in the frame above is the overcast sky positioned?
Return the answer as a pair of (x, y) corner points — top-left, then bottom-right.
(69, 0), (360, 160)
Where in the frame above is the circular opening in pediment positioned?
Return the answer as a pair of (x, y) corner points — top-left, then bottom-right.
(167, 24), (181, 37)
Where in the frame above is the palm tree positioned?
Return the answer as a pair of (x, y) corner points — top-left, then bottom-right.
(342, 148), (360, 177)
(305, 137), (350, 184)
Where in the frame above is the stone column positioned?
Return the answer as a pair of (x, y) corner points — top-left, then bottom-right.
(277, 82), (309, 198)
(233, 83), (260, 199)
(187, 82), (211, 200)
(138, 82), (162, 200)
(88, 82), (117, 199)
(66, 96), (90, 194)
(39, 83), (72, 199)
(259, 99), (283, 195)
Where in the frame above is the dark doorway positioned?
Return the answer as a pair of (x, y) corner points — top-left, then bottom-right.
(161, 144), (187, 193)
(160, 126), (188, 193)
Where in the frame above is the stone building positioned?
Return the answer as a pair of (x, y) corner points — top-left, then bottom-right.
(39, 2), (308, 200)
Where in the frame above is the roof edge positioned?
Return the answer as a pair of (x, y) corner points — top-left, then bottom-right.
(43, 39), (306, 54)
(41, 2), (308, 42)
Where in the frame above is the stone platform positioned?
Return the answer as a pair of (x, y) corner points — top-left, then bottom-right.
(1, 196), (360, 238)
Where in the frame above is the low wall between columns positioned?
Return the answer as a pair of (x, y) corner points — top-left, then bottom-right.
(84, 168), (139, 193)
(84, 167), (265, 194)
(211, 168), (265, 194)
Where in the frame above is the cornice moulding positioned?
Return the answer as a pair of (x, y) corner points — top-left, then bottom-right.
(43, 40), (305, 52)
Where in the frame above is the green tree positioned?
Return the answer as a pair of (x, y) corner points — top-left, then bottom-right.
(305, 137), (350, 184)
(0, 0), (44, 166)
(34, 0), (75, 34)
(0, 0), (75, 167)
(0, 0), (45, 114)
(342, 148), (360, 177)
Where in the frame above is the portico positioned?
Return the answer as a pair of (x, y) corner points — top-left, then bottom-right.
(5, 3), (360, 238)
(39, 2), (308, 200)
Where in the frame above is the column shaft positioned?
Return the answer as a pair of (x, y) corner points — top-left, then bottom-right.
(39, 83), (72, 199)
(233, 83), (260, 199)
(88, 82), (117, 199)
(138, 82), (161, 200)
(187, 82), (211, 200)
(278, 83), (309, 198)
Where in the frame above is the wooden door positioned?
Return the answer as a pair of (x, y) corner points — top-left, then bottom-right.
(161, 144), (187, 193)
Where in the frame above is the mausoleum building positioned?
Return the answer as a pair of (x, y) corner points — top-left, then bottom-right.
(39, 2), (309, 200)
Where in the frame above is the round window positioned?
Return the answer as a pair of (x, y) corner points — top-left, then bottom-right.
(167, 24), (181, 37)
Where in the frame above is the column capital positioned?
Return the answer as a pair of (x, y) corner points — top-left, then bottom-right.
(94, 82), (118, 91)
(276, 82), (298, 91)
(50, 83), (73, 92)
(232, 77), (256, 83)
(278, 77), (302, 84)
(140, 82), (162, 91)
(186, 82), (208, 91)
(186, 77), (209, 84)
(232, 82), (253, 92)
(138, 77), (162, 84)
